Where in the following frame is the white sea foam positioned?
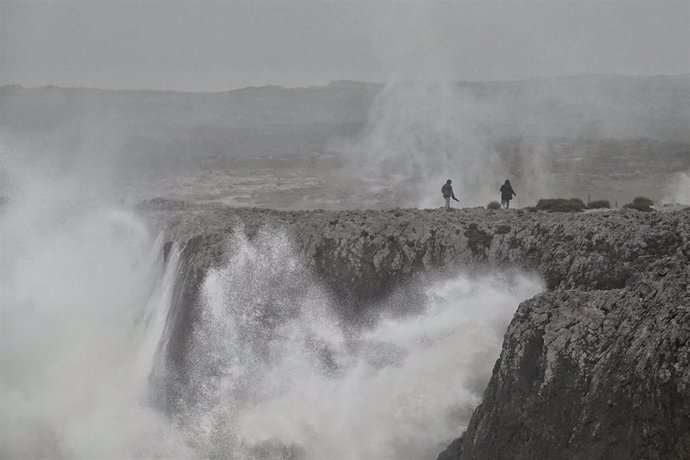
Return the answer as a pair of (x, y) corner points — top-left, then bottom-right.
(0, 192), (190, 458)
(178, 229), (543, 459)
(0, 189), (541, 459)
(0, 144), (542, 458)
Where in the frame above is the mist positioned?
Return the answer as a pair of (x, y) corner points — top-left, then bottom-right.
(0, 181), (189, 457)
(665, 172), (690, 205)
(3, 0), (688, 208)
(161, 229), (544, 459)
(1, 1), (689, 458)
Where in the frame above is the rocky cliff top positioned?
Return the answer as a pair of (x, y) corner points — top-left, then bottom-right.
(140, 199), (690, 299)
(139, 199), (690, 459)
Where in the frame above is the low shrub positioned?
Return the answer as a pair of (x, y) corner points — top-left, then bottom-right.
(587, 200), (610, 209)
(487, 200), (501, 210)
(535, 198), (586, 212)
(623, 196), (654, 212)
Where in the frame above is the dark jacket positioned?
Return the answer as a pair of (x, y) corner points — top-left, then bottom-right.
(500, 183), (516, 201)
(442, 183), (455, 198)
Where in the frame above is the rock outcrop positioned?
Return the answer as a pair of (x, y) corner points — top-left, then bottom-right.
(437, 209), (690, 460)
(439, 282), (690, 459)
(141, 200), (687, 299)
(138, 199), (690, 459)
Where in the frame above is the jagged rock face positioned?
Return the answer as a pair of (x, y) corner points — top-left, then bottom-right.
(439, 212), (690, 459)
(290, 208), (688, 298)
(141, 200), (689, 301)
(440, 280), (690, 460)
(138, 200), (690, 458)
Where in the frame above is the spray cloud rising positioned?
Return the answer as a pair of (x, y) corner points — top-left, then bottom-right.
(171, 229), (543, 459)
(342, 5), (501, 208)
(664, 171), (690, 205)
(0, 187), (190, 457)
(0, 10), (549, 452)
(0, 170), (542, 458)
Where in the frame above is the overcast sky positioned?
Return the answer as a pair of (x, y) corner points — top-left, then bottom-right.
(1, 0), (688, 91)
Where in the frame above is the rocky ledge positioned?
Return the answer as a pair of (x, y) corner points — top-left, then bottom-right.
(139, 199), (690, 459)
(438, 277), (690, 459)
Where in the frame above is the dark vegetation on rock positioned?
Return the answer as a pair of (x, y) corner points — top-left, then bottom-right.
(586, 199), (611, 209)
(487, 201), (501, 210)
(623, 196), (655, 212)
(535, 198), (586, 212)
(139, 200), (690, 460)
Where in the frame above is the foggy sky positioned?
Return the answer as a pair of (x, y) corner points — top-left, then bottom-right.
(1, 0), (689, 91)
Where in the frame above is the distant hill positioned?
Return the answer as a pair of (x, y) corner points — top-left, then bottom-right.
(1, 75), (688, 170)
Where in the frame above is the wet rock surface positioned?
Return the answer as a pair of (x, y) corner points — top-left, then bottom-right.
(439, 281), (690, 460)
(140, 200), (689, 297)
(138, 199), (690, 459)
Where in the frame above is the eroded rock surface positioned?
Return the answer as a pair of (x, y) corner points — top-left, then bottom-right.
(439, 279), (690, 459)
(438, 214), (690, 459)
(141, 200), (688, 299)
(138, 199), (690, 459)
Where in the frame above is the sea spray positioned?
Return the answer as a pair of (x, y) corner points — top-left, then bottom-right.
(177, 228), (543, 459)
(0, 185), (544, 459)
(0, 198), (190, 458)
(664, 171), (690, 205)
(343, 80), (502, 209)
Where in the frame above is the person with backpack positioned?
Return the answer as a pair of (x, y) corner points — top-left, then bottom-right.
(441, 179), (459, 210)
(500, 179), (517, 209)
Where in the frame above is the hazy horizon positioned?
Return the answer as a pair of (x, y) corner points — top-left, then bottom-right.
(1, 72), (689, 93)
(2, 2), (690, 458)
(2, 0), (688, 92)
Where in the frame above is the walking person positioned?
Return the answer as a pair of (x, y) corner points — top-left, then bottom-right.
(441, 179), (459, 210)
(500, 180), (517, 209)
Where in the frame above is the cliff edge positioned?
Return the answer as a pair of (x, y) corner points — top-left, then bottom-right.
(139, 200), (690, 459)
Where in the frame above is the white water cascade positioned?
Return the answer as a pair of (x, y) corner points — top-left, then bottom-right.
(174, 229), (543, 460)
(0, 189), (542, 459)
(0, 197), (190, 458)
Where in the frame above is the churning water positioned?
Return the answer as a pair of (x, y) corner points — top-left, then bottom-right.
(177, 230), (542, 460)
(0, 197), (191, 458)
(1, 203), (542, 459)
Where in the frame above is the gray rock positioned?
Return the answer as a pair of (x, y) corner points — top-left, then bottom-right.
(444, 280), (690, 459)
(138, 200), (690, 458)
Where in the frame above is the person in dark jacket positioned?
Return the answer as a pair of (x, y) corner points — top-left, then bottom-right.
(441, 179), (459, 210)
(500, 180), (517, 209)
